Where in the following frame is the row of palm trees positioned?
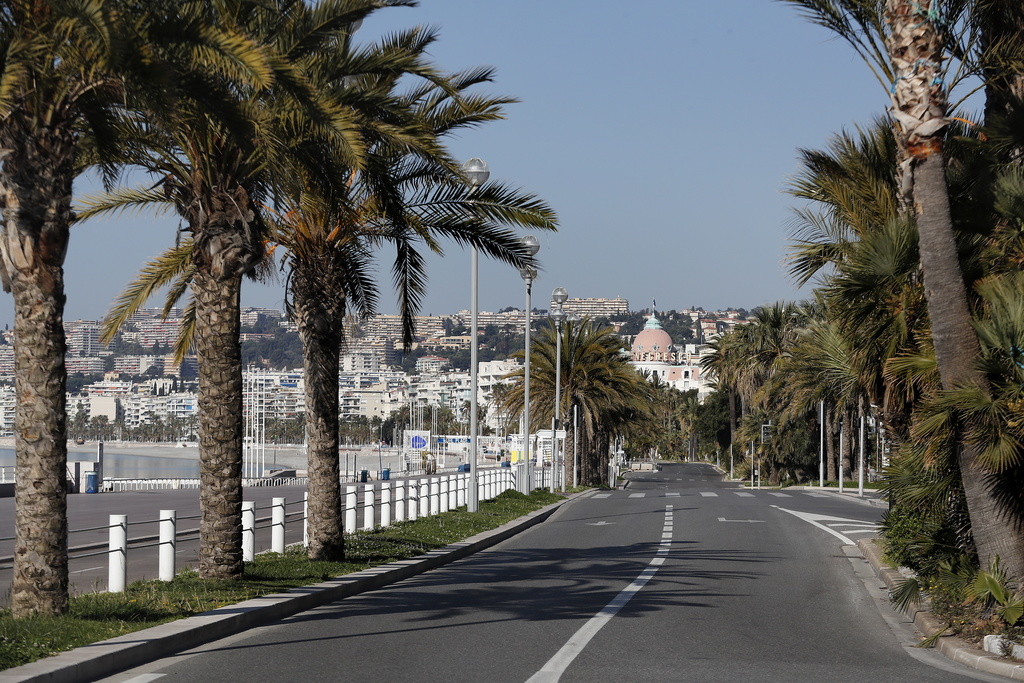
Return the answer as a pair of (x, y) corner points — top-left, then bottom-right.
(3, 0), (557, 618)
(496, 319), (666, 487)
(702, 0), (1024, 586)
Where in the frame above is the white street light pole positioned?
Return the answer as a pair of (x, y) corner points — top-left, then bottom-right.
(548, 288), (567, 492)
(519, 235), (540, 494)
(462, 158), (489, 512)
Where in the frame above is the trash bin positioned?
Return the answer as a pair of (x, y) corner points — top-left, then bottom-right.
(381, 469), (390, 481)
(85, 472), (98, 494)
(359, 470), (369, 483)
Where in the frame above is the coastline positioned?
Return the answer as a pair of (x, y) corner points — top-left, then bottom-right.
(0, 437), (312, 470)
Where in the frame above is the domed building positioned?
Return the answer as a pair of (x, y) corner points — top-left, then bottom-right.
(631, 313), (675, 364)
(629, 313), (709, 398)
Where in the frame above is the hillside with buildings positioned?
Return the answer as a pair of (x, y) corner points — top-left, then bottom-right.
(0, 298), (747, 440)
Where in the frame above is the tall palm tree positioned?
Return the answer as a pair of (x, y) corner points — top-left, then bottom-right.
(501, 319), (653, 487)
(87, 0), (390, 579)
(0, 0), (264, 616)
(784, 0), (1024, 580)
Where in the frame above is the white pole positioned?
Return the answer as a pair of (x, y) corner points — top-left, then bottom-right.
(469, 246), (480, 511)
(303, 492), (309, 547)
(381, 482), (392, 527)
(523, 274), (534, 494)
(408, 480), (419, 521)
(819, 400), (825, 488)
(272, 497), (285, 553)
(395, 481), (406, 522)
(108, 514), (127, 593)
(573, 404), (579, 488)
(440, 476), (450, 513)
(430, 477), (440, 516)
(419, 478), (429, 518)
(242, 502), (255, 561)
(362, 484), (374, 530)
(159, 509), (175, 582)
(839, 426), (845, 494)
(345, 485), (357, 533)
(858, 414), (865, 497)
(552, 321), (562, 493)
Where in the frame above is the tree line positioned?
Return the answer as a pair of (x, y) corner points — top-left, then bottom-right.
(3, 0), (557, 618)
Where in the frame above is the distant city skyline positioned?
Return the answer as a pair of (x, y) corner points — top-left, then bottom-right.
(0, 2), (895, 327)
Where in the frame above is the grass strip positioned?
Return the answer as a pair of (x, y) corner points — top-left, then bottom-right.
(1, 488), (566, 671)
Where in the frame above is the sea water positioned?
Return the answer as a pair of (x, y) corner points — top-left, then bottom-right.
(0, 448), (200, 478)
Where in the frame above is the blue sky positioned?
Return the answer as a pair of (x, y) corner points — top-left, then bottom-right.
(0, 1), (899, 327)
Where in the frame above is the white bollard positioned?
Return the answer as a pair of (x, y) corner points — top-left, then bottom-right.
(440, 476), (449, 513)
(345, 485), (357, 533)
(457, 472), (467, 507)
(159, 509), (176, 582)
(395, 481), (406, 522)
(419, 478), (429, 518)
(108, 514), (127, 593)
(272, 497), (286, 553)
(448, 474), (458, 510)
(407, 480), (418, 521)
(381, 483), (391, 527)
(363, 484), (374, 530)
(430, 477), (440, 516)
(242, 502), (256, 561)
(303, 492), (309, 547)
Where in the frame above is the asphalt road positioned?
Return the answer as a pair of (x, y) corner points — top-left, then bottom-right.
(101, 463), (1002, 682)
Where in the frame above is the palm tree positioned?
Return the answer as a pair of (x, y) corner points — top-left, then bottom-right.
(0, 0), (262, 616)
(501, 319), (653, 487)
(784, 0), (1024, 580)
(88, 0), (386, 579)
(275, 50), (556, 558)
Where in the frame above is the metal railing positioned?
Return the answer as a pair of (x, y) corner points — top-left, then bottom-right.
(0, 467), (518, 594)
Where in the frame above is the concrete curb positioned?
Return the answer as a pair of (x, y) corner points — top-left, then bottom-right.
(858, 539), (1024, 681)
(1, 492), (588, 683)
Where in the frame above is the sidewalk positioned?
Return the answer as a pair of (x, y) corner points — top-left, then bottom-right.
(0, 492), (588, 683)
(859, 539), (1024, 681)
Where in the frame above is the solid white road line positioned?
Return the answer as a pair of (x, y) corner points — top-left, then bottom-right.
(527, 506), (673, 683)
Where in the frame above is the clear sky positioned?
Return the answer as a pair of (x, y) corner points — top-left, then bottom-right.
(0, 1), (896, 328)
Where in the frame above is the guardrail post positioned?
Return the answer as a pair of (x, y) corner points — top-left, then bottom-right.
(419, 478), (429, 518)
(439, 476), (449, 513)
(407, 479), (418, 521)
(448, 474), (457, 510)
(159, 510), (176, 582)
(457, 472), (466, 507)
(395, 480), (406, 522)
(381, 483), (391, 527)
(242, 501), (255, 561)
(482, 470), (489, 501)
(362, 484), (374, 530)
(108, 514), (127, 593)
(428, 477), (438, 516)
(272, 497), (286, 553)
(303, 492), (309, 547)
(345, 485), (357, 533)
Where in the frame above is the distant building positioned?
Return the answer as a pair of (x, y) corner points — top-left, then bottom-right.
(562, 297), (629, 319)
(64, 320), (102, 356)
(629, 313), (712, 399)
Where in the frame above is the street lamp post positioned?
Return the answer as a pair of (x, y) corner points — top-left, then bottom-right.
(548, 288), (567, 492)
(462, 158), (489, 512)
(519, 235), (540, 494)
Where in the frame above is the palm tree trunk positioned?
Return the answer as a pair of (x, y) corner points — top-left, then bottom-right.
(293, 270), (345, 561)
(193, 270), (244, 580)
(1, 132), (73, 617)
(887, 0), (1024, 578)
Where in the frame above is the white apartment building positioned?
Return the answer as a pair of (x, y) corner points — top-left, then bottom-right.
(562, 297), (629, 319)
(122, 393), (198, 429)
(64, 320), (102, 356)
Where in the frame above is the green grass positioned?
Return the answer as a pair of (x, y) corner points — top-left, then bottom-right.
(0, 488), (565, 671)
